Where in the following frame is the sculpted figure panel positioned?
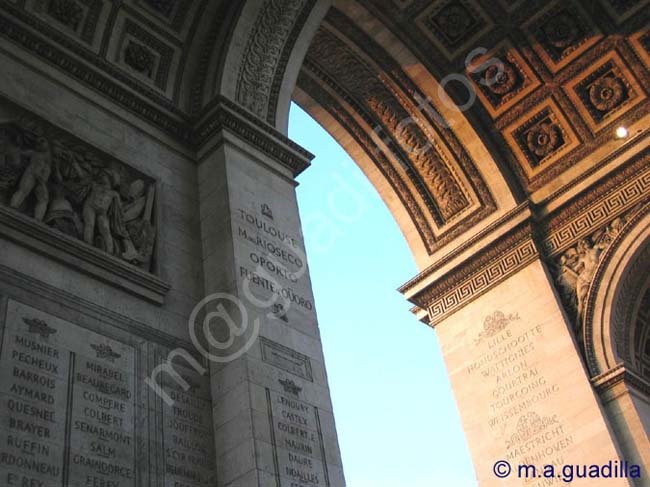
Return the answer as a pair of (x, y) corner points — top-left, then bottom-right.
(0, 117), (156, 271)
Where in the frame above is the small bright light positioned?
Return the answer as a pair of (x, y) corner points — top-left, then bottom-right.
(615, 126), (629, 139)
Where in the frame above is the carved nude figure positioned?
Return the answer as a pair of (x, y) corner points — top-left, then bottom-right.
(83, 169), (141, 261)
(10, 137), (52, 221)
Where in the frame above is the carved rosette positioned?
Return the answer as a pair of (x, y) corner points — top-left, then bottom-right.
(124, 40), (156, 78)
(415, 0), (490, 59)
(0, 117), (157, 271)
(470, 52), (525, 110)
(573, 60), (637, 126)
(525, 2), (600, 72)
(514, 109), (566, 168)
(47, 0), (85, 32)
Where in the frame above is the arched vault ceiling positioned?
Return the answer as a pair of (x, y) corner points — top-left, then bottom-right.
(295, 0), (650, 257)
(0, 0), (242, 122)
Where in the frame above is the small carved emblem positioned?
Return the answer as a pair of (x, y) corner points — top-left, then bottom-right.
(475, 311), (520, 344)
(261, 203), (273, 220)
(90, 343), (121, 363)
(506, 412), (558, 449)
(279, 378), (302, 397)
(23, 317), (57, 339)
(271, 303), (288, 322)
(485, 61), (518, 96)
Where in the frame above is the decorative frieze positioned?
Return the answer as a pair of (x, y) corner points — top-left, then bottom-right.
(236, 0), (308, 120)
(0, 109), (157, 273)
(409, 222), (539, 326)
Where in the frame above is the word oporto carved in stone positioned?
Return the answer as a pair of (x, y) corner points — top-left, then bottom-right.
(0, 118), (157, 271)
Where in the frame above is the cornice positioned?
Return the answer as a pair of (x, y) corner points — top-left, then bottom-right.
(194, 96), (314, 176)
(399, 203), (531, 295)
(592, 365), (650, 398)
(404, 144), (650, 328)
(0, 4), (314, 175)
(0, 206), (171, 305)
(539, 147), (650, 258)
(410, 219), (539, 327)
(0, 263), (196, 356)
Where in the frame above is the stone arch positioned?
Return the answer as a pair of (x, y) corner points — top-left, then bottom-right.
(584, 204), (650, 378)
(288, 2), (522, 266)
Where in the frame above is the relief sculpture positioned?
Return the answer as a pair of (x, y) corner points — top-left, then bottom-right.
(0, 118), (156, 271)
(552, 213), (633, 340)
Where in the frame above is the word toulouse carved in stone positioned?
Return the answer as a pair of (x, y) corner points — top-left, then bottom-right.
(0, 116), (157, 271)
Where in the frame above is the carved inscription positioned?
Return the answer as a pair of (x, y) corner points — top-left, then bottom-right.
(162, 365), (216, 487)
(260, 337), (313, 382)
(0, 300), (136, 487)
(267, 388), (329, 486)
(235, 205), (313, 313)
(467, 311), (570, 481)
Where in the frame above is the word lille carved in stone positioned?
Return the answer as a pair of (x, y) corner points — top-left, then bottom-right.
(0, 118), (157, 270)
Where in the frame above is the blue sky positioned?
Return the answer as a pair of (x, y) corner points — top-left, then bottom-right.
(289, 104), (478, 487)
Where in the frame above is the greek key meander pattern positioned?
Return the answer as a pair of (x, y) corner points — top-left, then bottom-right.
(542, 170), (650, 257)
(416, 152), (650, 328)
(426, 234), (538, 325)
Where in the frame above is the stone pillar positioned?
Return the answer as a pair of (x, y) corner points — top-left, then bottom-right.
(196, 102), (345, 487)
(404, 214), (634, 486)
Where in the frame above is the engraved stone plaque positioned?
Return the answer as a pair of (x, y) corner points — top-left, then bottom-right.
(267, 388), (329, 487)
(0, 299), (136, 487)
(161, 363), (216, 487)
(261, 337), (313, 382)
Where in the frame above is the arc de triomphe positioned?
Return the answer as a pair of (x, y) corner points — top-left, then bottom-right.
(0, 0), (648, 486)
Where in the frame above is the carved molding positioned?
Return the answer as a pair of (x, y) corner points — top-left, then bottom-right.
(235, 0), (308, 121)
(592, 365), (650, 400)
(582, 203), (650, 376)
(265, 0), (317, 126)
(305, 27), (471, 225)
(296, 70), (438, 252)
(399, 203), (531, 293)
(194, 96), (313, 175)
(410, 221), (538, 326)
(0, 206), (170, 304)
(0, 5), (192, 141)
(540, 149), (650, 258)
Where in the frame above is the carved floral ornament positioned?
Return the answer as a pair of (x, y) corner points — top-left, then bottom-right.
(0, 118), (157, 271)
(124, 40), (156, 78)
